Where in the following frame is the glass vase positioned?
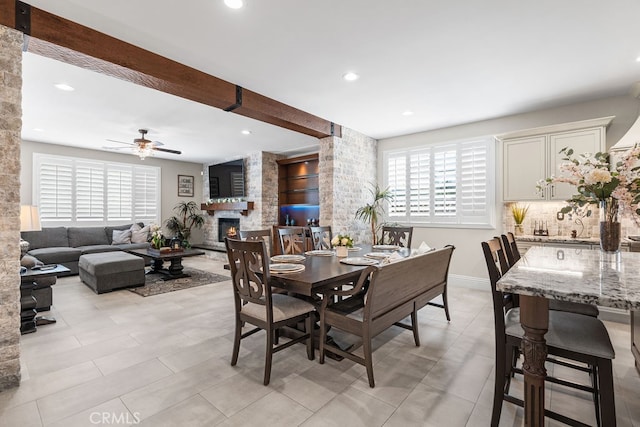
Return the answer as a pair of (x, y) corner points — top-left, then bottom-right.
(514, 224), (524, 236)
(599, 198), (621, 253)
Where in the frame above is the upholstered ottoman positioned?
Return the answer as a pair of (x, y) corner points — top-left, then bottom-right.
(79, 252), (145, 294)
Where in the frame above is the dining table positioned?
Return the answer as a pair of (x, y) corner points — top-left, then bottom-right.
(268, 244), (411, 296)
(497, 245), (640, 426)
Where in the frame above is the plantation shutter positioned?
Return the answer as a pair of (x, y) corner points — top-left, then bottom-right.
(76, 161), (105, 221)
(382, 137), (495, 227)
(37, 156), (73, 222)
(387, 153), (407, 216)
(133, 166), (160, 223)
(433, 146), (457, 218)
(459, 139), (489, 224)
(409, 149), (430, 216)
(107, 164), (133, 221)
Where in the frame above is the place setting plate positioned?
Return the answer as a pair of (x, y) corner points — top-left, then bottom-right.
(339, 257), (379, 266)
(270, 254), (305, 263)
(348, 246), (362, 251)
(305, 250), (335, 256)
(364, 252), (390, 260)
(372, 244), (401, 251)
(269, 263), (306, 274)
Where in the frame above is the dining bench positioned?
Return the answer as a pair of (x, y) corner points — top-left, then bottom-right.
(318, 245), (455, 387)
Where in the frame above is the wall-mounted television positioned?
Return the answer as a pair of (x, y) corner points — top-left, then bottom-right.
(208, 159), (245, 198)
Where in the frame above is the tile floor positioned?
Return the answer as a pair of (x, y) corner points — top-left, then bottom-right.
(1, 255), (638, 426)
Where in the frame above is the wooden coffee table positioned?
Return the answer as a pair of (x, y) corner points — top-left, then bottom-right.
(127, 248), (205, 280)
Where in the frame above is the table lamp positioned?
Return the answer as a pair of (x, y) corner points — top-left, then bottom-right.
(20, 205), (41, 257)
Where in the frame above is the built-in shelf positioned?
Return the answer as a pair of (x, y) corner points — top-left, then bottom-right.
(200, 201), (254, 216)
(277, 153), (320, 225)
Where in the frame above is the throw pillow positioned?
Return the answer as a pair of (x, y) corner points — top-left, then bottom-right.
(130, 224), (150, 244)
(112, 229), (132, 245)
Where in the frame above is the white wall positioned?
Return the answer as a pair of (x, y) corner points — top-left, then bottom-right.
(20, 139), (206, 243)
(377, 94), (640, 281)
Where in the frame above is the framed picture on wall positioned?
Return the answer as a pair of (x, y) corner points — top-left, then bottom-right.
(178, 175), (194, 197)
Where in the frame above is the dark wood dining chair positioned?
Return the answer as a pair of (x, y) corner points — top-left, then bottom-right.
(277, 227), (306, 255)
(482, 237), (615, 427)
(225, 238), (315, 385)
(381, 225), (413, 248)
(239, 229), (273, 257)
(500, 232), (599, 317)
(309, 226), (332, 250)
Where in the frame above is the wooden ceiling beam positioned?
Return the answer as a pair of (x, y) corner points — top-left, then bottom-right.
(5, 1), (339, 139)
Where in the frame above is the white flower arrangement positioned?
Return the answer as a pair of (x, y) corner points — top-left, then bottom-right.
(331, 234), (354, 248)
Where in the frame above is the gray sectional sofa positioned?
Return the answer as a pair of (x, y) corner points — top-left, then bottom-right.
(21, 223), (150, 276)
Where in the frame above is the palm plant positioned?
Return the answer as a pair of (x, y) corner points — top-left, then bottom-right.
(355, 184), (393, 244)
(165, 201), (205, 248)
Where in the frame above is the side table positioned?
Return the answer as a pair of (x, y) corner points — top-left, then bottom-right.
(20, 265), (70, 334)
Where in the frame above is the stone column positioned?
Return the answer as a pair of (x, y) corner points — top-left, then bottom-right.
(319, 127), (377, 243)
(0, 24), (23, 390)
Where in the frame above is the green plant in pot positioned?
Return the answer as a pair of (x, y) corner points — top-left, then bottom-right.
(511, 203), (529, 236)
(165, 201), (205, 248)
(355, 184), (393, 245)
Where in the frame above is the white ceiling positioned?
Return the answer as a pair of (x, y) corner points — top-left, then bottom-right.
(20, 0), (640, 164)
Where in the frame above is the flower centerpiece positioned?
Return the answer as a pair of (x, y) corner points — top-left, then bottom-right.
(331, 234), (354, 257)
(536, 146), (640, 252)
(150, 224), (164, 250)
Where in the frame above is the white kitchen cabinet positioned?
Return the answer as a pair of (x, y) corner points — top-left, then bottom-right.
(502, 117), (611, 201)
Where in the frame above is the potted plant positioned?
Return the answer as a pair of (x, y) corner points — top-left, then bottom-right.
(165, 201), (205, 248)
(355, 184), (393, 245)
(510, 203), (529, 236)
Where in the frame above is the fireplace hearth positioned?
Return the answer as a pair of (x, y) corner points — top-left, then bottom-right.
(218, 218), (240, 242)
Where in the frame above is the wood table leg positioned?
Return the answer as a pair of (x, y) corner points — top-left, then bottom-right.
(519, 295), (549, 427)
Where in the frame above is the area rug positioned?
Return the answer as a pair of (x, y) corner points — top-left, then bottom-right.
(129, 268), (230, 297)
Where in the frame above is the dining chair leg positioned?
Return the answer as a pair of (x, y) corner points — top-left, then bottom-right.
(443, 289), (451, 321)
(363, 332), (375, 388)
(264, 327), (274, 386)
(319, 312), (326, 364)
(305, 315), (314, 360)
(591, 364), (601, 426)
(231, 317), (242, 366)
(411, 309), (420, 346)
(598, 360), (616, 427)
(492, 343), (507, 427)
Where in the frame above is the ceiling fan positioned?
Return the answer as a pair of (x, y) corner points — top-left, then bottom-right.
(104, 129), (182, 159)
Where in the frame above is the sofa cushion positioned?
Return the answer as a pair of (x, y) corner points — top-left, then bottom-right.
(21, 227), (69, 250)
(112, 229), (132, 244)
(68, 227), (110, 247)
(77, 245), (121, 255)
(28, 247), (82, 264)
(105, 224), (138, 244)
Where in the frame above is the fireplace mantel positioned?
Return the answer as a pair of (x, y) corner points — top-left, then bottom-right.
(201, 201), (254, 216)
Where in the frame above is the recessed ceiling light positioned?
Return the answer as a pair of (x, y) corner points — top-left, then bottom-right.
(33, 128), (44, 132)
(343, 72), (359, 82)
(636, 56), (640, 62)
(241, 130), (252, 135)
(402, 111), (414, 116)
(224, 0), (244, 9)
(54, 83), (74, 91)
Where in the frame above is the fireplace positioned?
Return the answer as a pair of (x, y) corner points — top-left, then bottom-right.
(218, 218), (240, 241)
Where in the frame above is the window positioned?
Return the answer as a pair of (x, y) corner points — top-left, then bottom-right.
(34, 154), (161, 226)
(383, 137), (495, 228)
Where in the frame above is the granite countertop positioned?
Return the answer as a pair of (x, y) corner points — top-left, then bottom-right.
(514, 234), (631, 246)
(497, 245), (640, 310)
